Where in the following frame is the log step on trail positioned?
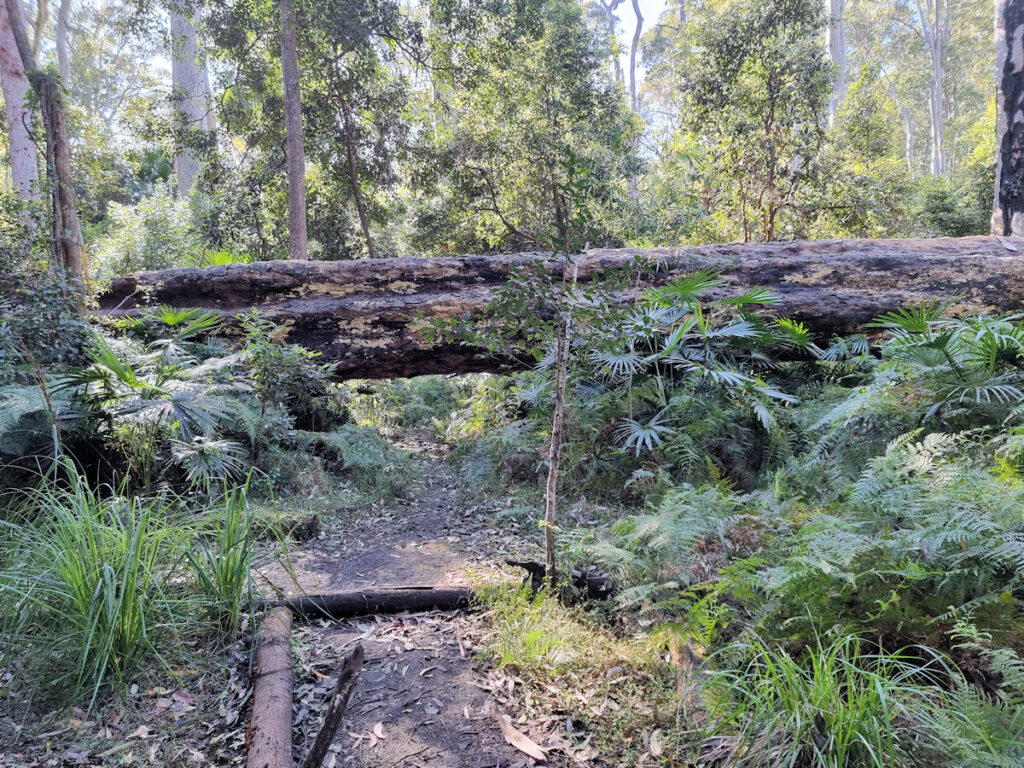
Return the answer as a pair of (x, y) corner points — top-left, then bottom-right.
(98, 236), (1024, 380)
(246, 586), (474, 768)
(272, 586), (474, 620)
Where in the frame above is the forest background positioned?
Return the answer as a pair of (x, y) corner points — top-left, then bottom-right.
(0, 0), (995, 276)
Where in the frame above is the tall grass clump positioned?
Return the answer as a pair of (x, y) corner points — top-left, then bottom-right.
(0, 469), (189, 708)
(189, 484), (256, 635)
(701, 634), (947, 768)
(0, 466), (267, 710)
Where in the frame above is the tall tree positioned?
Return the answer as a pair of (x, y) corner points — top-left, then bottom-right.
(30, 0), (47, 56)
(170, 0), (211, 196)
(4, 0), (86, 293)
(993, 0), (1024, 235)
(0, 0), (39, 201)
(280, 0), (308, 260)
(915, 0), (949, 175)
(826, 0), (847, 125)
(56, 0), (70, 82)
(629, 0), (643, 112)
(597, 0), (624, 82)
(678, 0), (830, 242)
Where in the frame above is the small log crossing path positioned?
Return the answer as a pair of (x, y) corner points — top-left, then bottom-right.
(255, 438), (551, 768)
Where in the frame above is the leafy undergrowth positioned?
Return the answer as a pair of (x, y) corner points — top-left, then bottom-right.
(471, 584), (682, 765)
(0, 633), (252, 767)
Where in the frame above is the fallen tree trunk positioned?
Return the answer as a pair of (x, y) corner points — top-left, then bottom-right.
(247, 607), (293, 768)
(298, 644), (363, 768)
(273, 586), (473, 621)
(96, 236), (1024, 379)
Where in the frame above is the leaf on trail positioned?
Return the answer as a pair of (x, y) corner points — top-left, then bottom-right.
(492, 706), (547, 763)
(650, 729), (663, 757)
(372, 722), (386, 739)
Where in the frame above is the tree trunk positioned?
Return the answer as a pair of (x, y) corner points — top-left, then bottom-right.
(201, 63), (217, 133)
(246, 607), (293, 768)
(0, 0), (39, 201)
(272, 587), (473, 620)
(341, 101), (375, 258)
(916, 0), (947, 176)
(895, 99), (915, 176)
(826, 0), (847, 126)
(170, 0), (207, 197)
(994, 0), (1024, 236)
(629, 0), (643, 113)
(30, 0), (45, 56)
(96, 237), (1024, 380)
(5, 0), (85, 299)
(280, 0), (308, 261)
(544, 329), (569, 589)
(55, 0), (70, 83)
(599, 0), (623, 83)
(298, 645), (363, 768)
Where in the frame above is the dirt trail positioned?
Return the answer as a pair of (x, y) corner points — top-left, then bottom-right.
(278, 438), (544, 768)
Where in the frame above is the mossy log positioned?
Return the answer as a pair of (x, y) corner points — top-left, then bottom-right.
(97, 236), (1024, 379)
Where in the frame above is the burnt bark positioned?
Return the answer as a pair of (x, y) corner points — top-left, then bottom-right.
(271, 587), (473, 620)
(97, 236), (1024, 380)
(994, 0), (1024, 235)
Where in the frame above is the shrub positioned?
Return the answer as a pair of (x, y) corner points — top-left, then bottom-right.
(297, 424), (415, 498)
(90, 189), (205, 279)
(241, 311), (347, 431)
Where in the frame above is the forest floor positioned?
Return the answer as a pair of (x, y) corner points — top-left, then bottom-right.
(278, 434), (567, 768)
(0, 435), (591, 768)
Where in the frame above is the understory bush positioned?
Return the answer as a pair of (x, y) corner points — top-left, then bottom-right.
(295, 424), (415, 498)
(90, 189), (206, 279)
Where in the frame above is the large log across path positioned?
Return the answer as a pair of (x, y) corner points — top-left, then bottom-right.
(97, 236), (1024, 380)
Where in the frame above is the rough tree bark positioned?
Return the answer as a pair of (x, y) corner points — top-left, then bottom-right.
(0, 0), (39, 201)
(994, 0), (1024, 236)
(280, 0), (308, 261)
(826, 0), (847, 126)
(170, 0), (208, 197)
(246, 607), (293, 768)
(5, 0), (85, 297)
(96, 237), (1024, 380)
